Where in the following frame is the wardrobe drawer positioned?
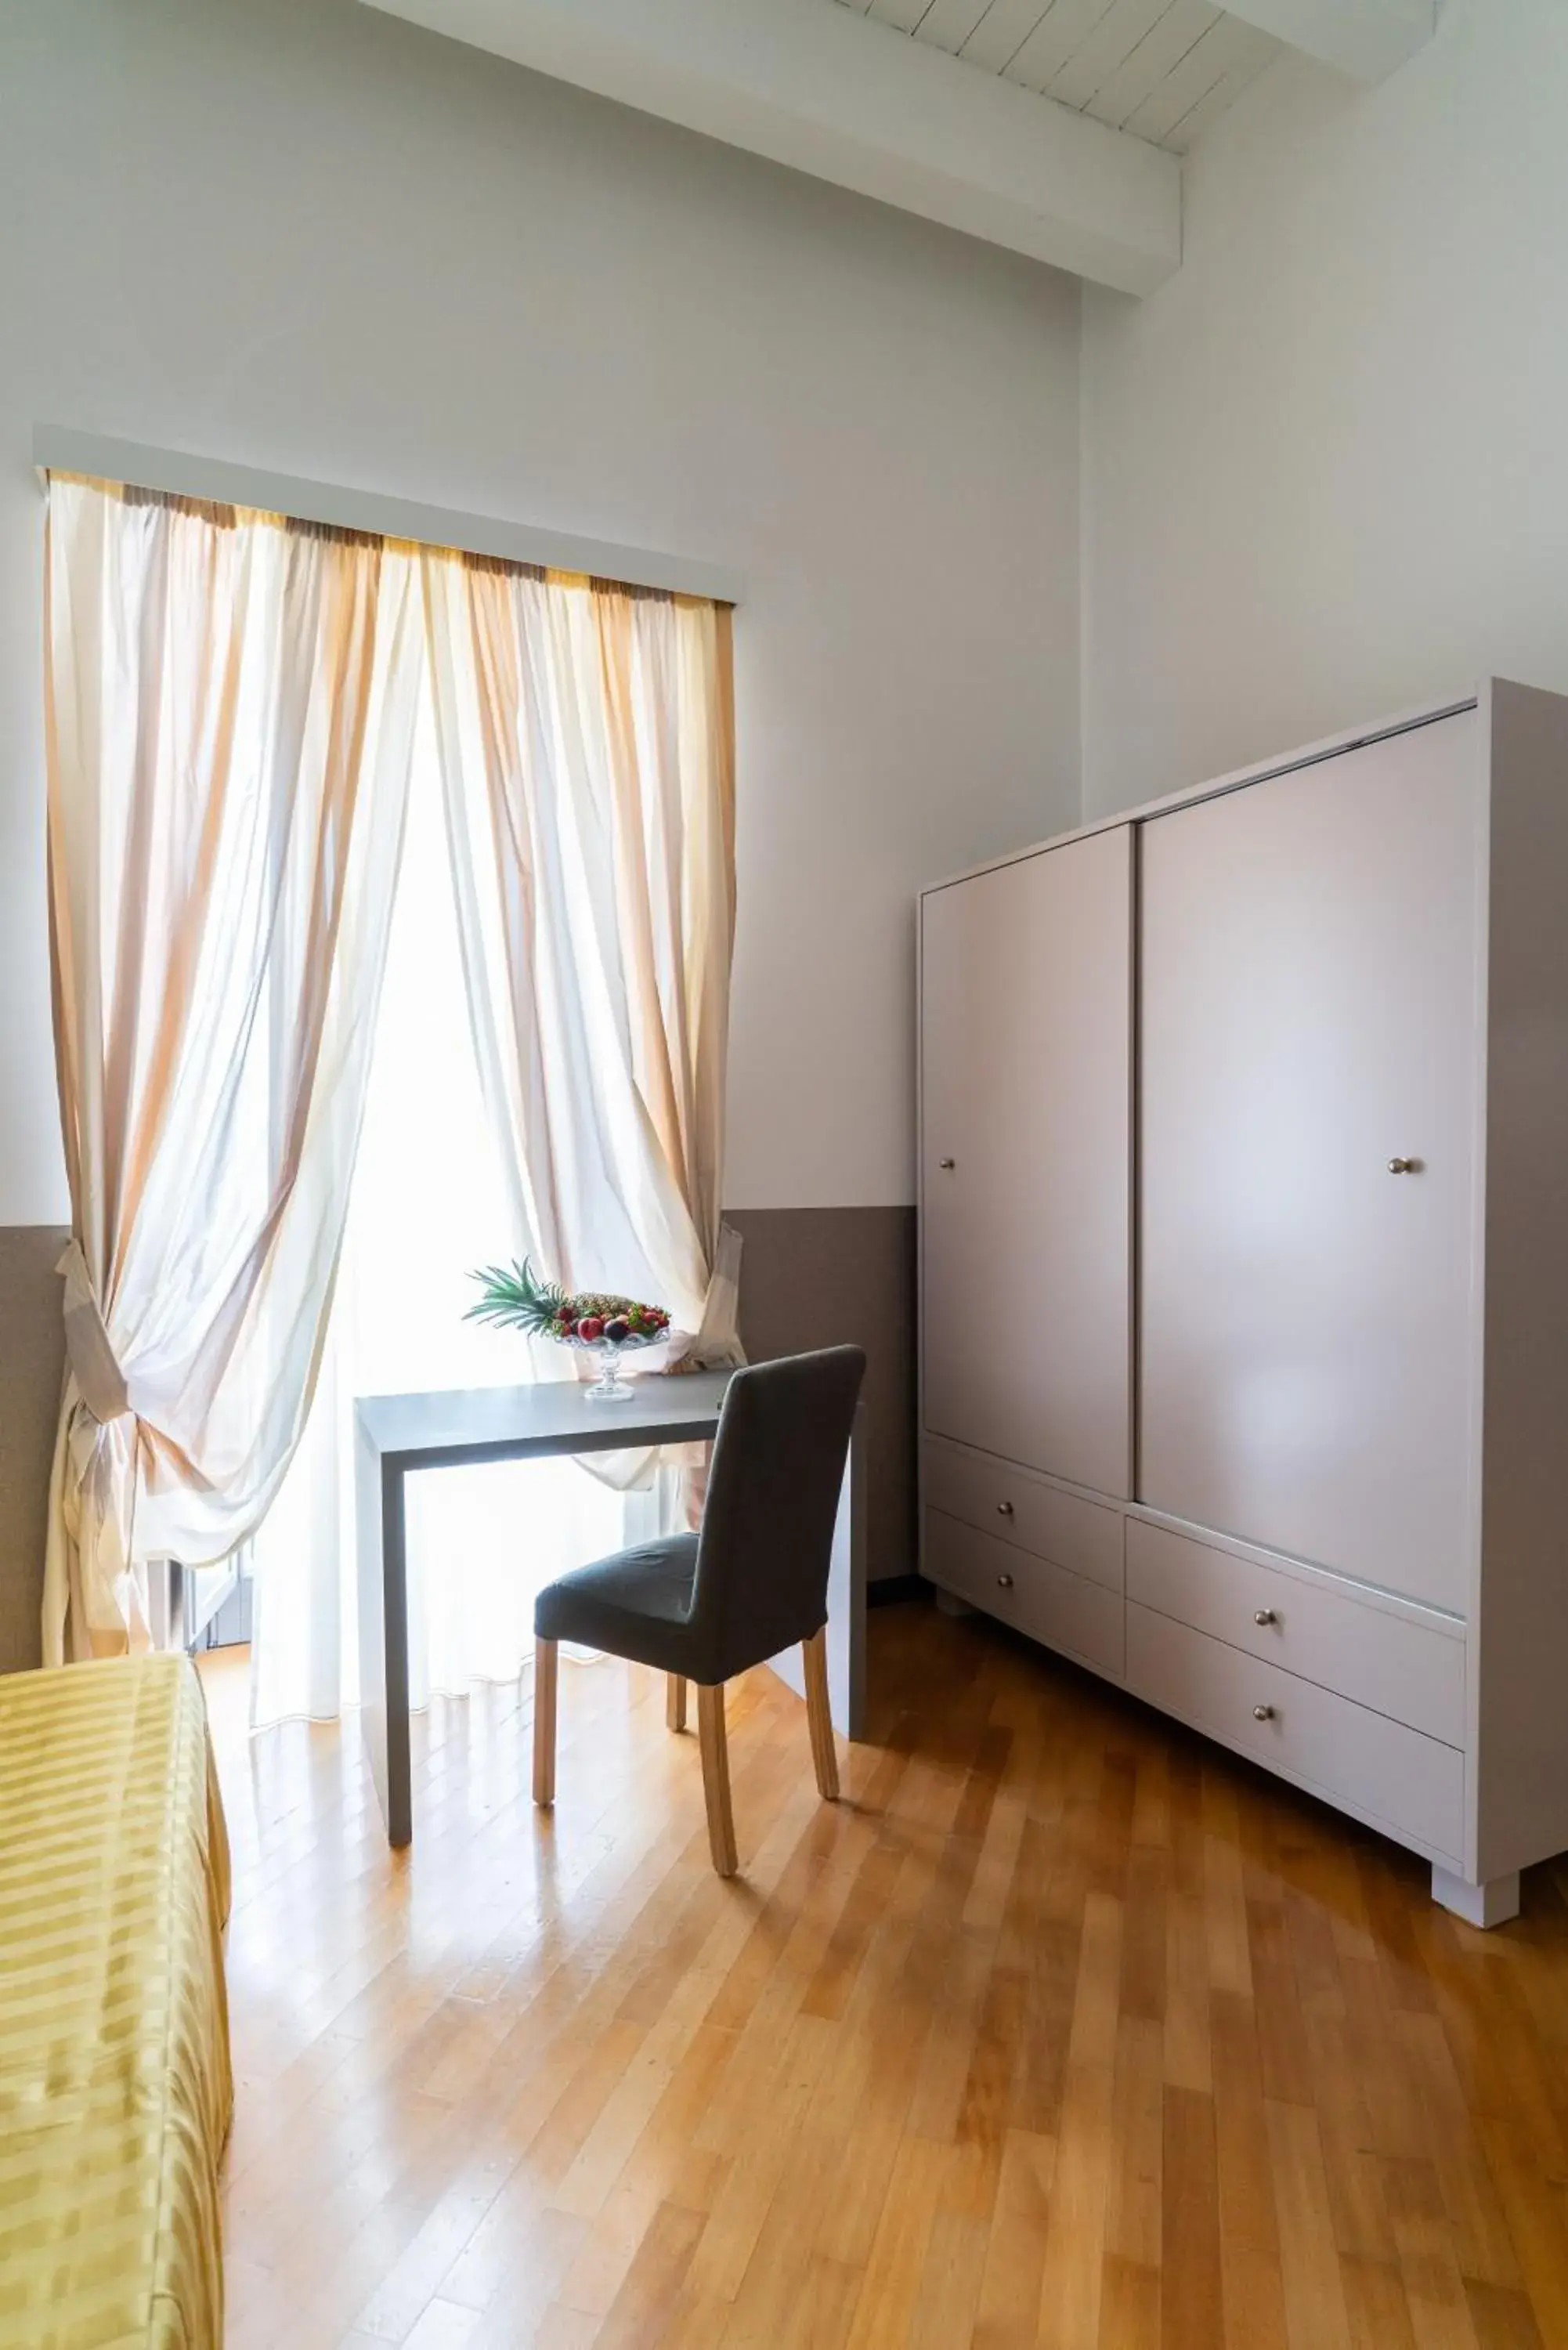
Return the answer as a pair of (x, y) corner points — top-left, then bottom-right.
(1126, 1603), (1464, 1861)
(1125, 1518), (1465, 1745)
(925, 1509), (1124, 1679)
(923, 1444), (1123, 1594)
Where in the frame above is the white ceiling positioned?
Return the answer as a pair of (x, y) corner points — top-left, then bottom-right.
(827, 1), (1282, 155)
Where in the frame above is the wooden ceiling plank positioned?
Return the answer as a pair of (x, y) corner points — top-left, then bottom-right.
(957, 0), (1056, 75)
(913, 0), (999, 57)
(1046, 0), (1186, 114)
(1120, 13), (1272, 142)
(867, 0), (932, 34)
(1005, 0), (1122, 94)
(1082, 0), (1222, 130)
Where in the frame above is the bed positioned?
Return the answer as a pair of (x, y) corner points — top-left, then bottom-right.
(0, 1653), (233, 2348)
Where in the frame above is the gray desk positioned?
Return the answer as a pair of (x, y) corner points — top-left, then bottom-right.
(355, 1370), (865, 1846)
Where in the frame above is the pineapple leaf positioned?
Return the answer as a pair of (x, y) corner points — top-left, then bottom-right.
(464, 1256), (571, 1333)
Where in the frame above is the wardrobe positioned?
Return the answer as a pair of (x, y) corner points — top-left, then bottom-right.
(918, 681), (1568, 1925)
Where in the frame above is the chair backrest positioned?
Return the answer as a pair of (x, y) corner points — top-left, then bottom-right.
(688, 1346), (866, 1679)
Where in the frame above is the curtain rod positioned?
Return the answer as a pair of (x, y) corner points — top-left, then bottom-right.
(31, 425), (745, 607)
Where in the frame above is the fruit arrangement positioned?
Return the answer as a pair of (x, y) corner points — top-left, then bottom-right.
(465, 1257), (670, 1350)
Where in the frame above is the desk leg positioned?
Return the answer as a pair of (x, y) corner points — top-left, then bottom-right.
(356, 1419), (413, 1847)
(766, 1399), (865, 1740)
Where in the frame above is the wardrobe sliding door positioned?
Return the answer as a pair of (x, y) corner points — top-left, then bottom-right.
(921, 826), (1133, 1499)
(1139, 714), (1482, 1612)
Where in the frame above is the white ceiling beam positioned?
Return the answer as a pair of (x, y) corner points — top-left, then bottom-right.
(359, 0), (1180, 296)
(1220, 0), (1436, 82)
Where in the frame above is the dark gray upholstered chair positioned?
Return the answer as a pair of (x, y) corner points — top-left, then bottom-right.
(531, 1346), (866, 1875)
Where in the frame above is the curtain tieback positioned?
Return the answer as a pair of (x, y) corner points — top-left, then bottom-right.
(57, 1240), (132, 1425)
(694, 1222), (745, 1367)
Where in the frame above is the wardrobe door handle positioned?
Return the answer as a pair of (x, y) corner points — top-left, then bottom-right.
(1254, 1609), (1277, 1626)
(995, 1501), (1015, 1517)
(938, 1158), (956, 1170)
(1387, 1157), (1418, 1174)
(996, 1573), (1014, 1590)
(1252, 1704), (1275, 1723)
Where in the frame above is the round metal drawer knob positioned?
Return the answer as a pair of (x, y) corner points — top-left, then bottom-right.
(1253, 1704), (1275, 1722)
(996, 1500), (1015, 1517)
(938, 1157), (956, 1170)
(1387, 1156), (1417, 1174)
(996, 1573), (1015, 1589)
(1254, 1608), (1277, 1626)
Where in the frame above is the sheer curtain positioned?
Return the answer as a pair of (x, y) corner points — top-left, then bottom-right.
(246, 714), (627, 1723)
(246, 559), (739, 1724)
(42, 475), (420, 1662)
(422, 556), (742, 1484)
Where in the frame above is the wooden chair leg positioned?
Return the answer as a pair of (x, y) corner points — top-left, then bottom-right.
(666, 1672), (688, 1734)
(696, 1683), (738, 1878)
(803, 1626), (839, 1802)
(533, 1636), (558, 1806)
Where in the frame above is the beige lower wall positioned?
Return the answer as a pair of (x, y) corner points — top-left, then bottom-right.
(0, 1228), (66, 1672)
(726, 1207), (916, 1585)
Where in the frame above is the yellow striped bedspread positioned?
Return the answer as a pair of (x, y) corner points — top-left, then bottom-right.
(0, 1654), (233, 2349)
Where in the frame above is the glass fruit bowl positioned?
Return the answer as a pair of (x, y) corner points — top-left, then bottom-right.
(556, 1323), (667, 1402)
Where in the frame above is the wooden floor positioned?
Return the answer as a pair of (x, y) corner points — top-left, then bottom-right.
(206, 1600), (1568, 2350)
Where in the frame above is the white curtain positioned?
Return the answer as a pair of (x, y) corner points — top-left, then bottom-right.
(42, 475), (420, 1661)
(246, 715), (629, 1723)
(246, 559), (739, 1723)
(421, 555), (742, 1491)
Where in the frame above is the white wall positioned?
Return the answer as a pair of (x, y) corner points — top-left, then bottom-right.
(0, 0), (1081, 1223)
(1081, 0), (1568, 815)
